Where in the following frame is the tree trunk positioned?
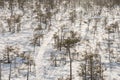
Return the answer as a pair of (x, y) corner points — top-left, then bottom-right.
(9, 63), (12, 80)
(34, 43), (36, 54)
(9, 0), (13, 17)
(7, 52), (10, 63)
(85, 57), (87, 80)
(14, 57), (17, 68)
(0, 62), (1, 80)
(68, 48), (72, 80)
(54, 57), (57, 67)
(27, 64), (29, 80)
(90, 57), (93, 80)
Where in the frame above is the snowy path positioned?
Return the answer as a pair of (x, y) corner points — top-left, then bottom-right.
(35, 21), (67, 80)
(35, 28), (58, 80)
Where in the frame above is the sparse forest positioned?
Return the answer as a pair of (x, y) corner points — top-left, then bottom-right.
(0, 0), (120, 80)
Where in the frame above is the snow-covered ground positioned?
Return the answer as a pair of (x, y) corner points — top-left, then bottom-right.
(0, 0), (120, 80)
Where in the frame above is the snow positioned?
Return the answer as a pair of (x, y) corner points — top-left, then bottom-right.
(0, 1), (120, 80)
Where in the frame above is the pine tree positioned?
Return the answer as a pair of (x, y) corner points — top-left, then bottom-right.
(61, 31), (80, 80)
